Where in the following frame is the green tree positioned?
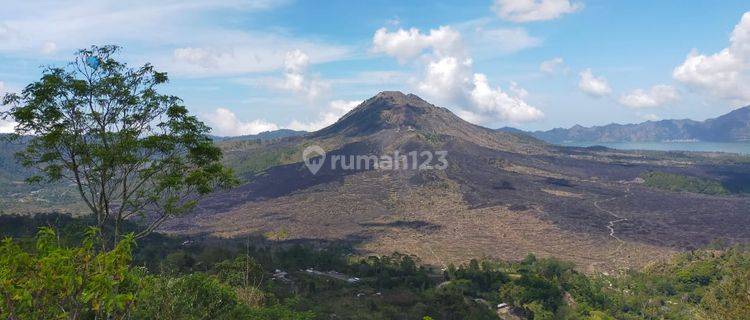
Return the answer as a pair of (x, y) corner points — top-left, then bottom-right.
(1, 45), (236, 244)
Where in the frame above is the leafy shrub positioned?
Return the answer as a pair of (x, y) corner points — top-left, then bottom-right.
(0, 227), (139, 319)
(133, 273), (239, 319)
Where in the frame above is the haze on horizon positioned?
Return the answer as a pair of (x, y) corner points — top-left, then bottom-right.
(1, 0), (749, 135)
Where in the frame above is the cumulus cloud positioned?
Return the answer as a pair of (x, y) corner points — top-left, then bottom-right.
(276, 49), (328, 100)
(203, 108), (280, 136)
(470, 74), (544, 122)
(492, 0), (583, 23)
(372, 26), (544, 124)
(673, 12), (750, 102)
(578, 68), (611, 97)
(454, 109), (484, 124)
(372, 26), (463, 63)
(417, 56), (473, 103)
(618, 84), (680, 108)
(539, 57), (566, 75)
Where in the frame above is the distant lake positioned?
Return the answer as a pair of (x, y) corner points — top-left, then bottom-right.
(558, 141), (750, 155)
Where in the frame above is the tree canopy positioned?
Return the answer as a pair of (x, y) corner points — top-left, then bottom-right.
(1, 45), (236, 244)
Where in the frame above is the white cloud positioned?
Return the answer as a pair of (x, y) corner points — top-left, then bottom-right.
(455, 109), (484, 123)
(0, 120), (14, 133)
(172, 47), (222, 69)
(372, 28), (430, 63)
(372, 26), (544, 124)
(509, 81), (529, 98)
(203, 108), (280, 136)
(417, 56), (473, 103)
(277, 49), (328, 100)
(204, 99), (362, 135)
(539, 57), (565, 74)
(167, 38), (349, 77)
(287, 100), (361, 131)
(0, 81), (18, 133)
(470, 74), (544, 123)
(578, 68), (611, 97)
(638, 113), (660, 121)
(673, 12), (750, 102)
(0, 0), (351, 77)
(492, 0), (583, 23)
(329, 70), (409, 86)
(0, 1), (284, 53)
(204, 47), (362, 136)
(471, 27), (542, 54)
(372, 26), (463, 63)
(618, 84), (680, 108)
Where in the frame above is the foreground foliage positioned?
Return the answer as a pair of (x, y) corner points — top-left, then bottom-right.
(0, 227), (138, 319)
(0, 226), (313, 320)
(0, 214), (748, 320)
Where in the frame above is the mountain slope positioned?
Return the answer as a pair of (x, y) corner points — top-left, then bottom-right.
(163, 92), (750, 273)
(519, 106), (750, 143)
(0, 135), (86, 214)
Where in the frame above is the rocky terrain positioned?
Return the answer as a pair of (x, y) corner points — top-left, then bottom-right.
(159, 92), (750, 273)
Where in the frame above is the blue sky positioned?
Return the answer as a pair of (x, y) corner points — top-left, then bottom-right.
(1, 0), (749, 135)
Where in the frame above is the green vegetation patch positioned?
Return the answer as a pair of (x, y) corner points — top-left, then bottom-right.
(641, 171), (730, 195)
(224, 144), (300, 177)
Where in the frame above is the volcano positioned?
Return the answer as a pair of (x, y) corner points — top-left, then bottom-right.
(163, 92), (750, 273)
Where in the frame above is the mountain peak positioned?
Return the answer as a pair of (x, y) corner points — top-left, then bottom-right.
(312, 91), (445, 137)
(369, 91), (432, 110)
(310, 91), (548, 152)
(374, 90), (409, 99)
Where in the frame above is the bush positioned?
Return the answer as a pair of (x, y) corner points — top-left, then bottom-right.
(0, 227), (139, 319)
(133, 273), (239, 319)
(133, 273), (314, 320)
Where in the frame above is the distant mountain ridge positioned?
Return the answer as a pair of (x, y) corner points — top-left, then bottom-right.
(511, 106), (750, 143)
(210, 129), (307, 142)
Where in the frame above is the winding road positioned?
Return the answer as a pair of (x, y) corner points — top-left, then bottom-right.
(593, 186), (632, 252)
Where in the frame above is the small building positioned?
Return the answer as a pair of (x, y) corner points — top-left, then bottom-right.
(347, 277), (360, 283)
